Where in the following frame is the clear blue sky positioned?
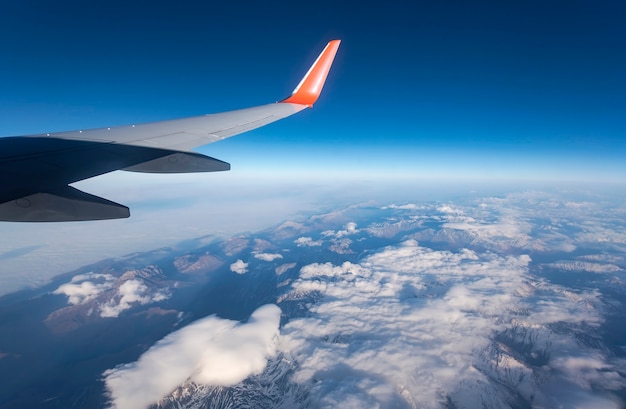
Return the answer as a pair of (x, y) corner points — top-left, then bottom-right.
(1, 0), (625, 181)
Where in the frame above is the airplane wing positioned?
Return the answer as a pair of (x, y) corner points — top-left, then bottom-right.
(0, 40), (341, 222)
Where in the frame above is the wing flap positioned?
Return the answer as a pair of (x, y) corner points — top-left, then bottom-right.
(123, 151), (230, 173)
(0, 186), (129, 222)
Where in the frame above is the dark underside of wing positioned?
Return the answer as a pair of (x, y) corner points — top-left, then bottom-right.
(0, 137), (229, 222)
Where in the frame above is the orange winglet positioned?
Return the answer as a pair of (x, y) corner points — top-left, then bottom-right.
(281, 40), (341, 107)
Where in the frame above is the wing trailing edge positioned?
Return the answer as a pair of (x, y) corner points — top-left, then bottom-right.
(0, 186), (129, 222)
(123, 151), (230, 173)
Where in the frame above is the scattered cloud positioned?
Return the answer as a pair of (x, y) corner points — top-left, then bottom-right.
(254, 253), (283, 262)
(336, 222), (358, 237)
(382, 203), (420, 210)
(230, 259), (248, 274)
(437, 204), (463, 214)
(328, 238), (353, 254)
(99, 280), (169, 318)
(578, 253), (625, 264)
(276, 262), (297, 276)
(312, 222), (361, 255)
(295, 237), (322, 247)
(53, 273), (116, 305)
(547, 261), (623, 274)
(104, 304), (281, 409)
(322, 222), (360, 239)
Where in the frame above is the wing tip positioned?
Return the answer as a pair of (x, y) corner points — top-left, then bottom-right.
(281, 39), (341, 107)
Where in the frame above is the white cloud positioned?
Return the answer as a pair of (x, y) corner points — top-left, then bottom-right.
(432, 199), (548, 252)
(54, 273), (169, 318)
(578, 253), (625, 264)
(547, 261), (623, 274)
(230, 259), (248, 274)
(53, 273), (116, 305)
(437, 204), (463, 214)
(336, 222), (358, 237)
(366, 215), (424, 239)
(295, 237), (322, 247)
(551, 353), (626, 391)
(329, 238), (353, 254)
(99, 280), (169, 318)
(319, 222), (360, 242)
(254, 253), (283, 262)
(276, 262), (297, 276)
(382, 203), (420, 210)
(279, 239), (625, 408)
(104, 304), (281, 409)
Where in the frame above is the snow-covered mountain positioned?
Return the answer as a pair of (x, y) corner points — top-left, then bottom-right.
(1, 190), (625, 408)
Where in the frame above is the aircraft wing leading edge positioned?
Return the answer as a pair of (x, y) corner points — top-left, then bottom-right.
(0, 40), (341, 222)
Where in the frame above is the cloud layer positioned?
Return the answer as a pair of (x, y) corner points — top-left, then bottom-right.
(279, 236), (624, 408)
(104, 304), (281, 409)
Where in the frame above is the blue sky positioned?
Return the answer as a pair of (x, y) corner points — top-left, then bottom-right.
(1, 1), (625, 286)
(1, 0), (625, 182)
